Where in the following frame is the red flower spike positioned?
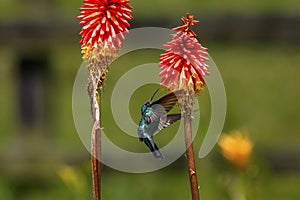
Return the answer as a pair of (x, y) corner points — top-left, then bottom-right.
(173, 13), (199, 38)
(159, 14), (209, 93)
(78, 0), (132, 57)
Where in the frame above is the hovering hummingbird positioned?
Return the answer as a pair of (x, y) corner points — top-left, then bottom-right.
(138, 89), (183, 159)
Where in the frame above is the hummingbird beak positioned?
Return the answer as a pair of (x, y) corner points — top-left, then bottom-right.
(149, 89), (159, 102)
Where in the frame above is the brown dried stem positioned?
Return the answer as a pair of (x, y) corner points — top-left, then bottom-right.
(90, 89), (102, 200)
(86, 44), (118, 200)
(91, 117), (101, 200)
(181, 90), (200, 200)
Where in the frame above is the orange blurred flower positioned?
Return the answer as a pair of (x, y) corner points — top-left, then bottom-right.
(218, 131), (253, 170)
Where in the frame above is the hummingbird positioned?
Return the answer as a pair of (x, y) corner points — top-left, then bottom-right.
(138, 89), (183, 159)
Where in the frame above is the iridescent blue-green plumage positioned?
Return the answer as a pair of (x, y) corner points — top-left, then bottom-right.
(138, 89), (183, 159)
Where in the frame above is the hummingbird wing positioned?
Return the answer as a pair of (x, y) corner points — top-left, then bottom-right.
(150, 90), (183, 113)
(158, 114), (181, 131)
(140, 106), (162, 136)
(144, 90), (183, 130)
(146, 90), (183, 123)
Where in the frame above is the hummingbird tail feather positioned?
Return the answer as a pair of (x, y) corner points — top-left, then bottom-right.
(144, 138), (164, 159)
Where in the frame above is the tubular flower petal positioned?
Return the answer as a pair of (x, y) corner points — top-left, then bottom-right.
(159, 14), (209, 93)
(78, 0), (132, 58)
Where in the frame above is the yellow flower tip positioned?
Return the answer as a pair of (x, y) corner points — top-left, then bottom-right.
(188, 77), (194, 90)
(81, 44), (94, 59)
(184, 76), (205, 94)
(195, 80), (205, 93)
(81, 42), (119, 60)
(218, 131), (253, 170)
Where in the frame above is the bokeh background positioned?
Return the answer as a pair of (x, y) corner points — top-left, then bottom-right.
(1, 0), (300, 199)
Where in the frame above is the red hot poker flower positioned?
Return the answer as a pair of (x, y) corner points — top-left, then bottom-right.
(159, 14), (209, 93)
(173, 13), (199, 38)
(78, 0), (132, 57)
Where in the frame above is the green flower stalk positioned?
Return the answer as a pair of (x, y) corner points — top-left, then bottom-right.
(78, 0), (132, 199)
(159, 13), (210, 200)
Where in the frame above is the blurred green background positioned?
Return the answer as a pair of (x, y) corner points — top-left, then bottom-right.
(1, 0), (300, 199)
